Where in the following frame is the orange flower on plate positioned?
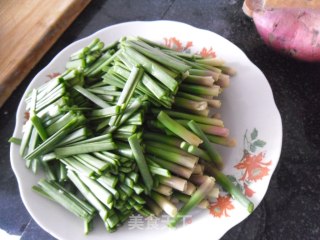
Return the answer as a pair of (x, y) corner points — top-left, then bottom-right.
(210, 195), (234, 217)
(244, 183), (255, 197)
(235, 152), (271, 182)
(199, 47), (216, 58)
(164, 37), (192, 52)
(24, 111), (30, 121)
(46, 72), (60, 79)
(184, 41), (193, 51)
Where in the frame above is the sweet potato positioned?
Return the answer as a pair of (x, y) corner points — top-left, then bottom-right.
(243, 0), (320, 62)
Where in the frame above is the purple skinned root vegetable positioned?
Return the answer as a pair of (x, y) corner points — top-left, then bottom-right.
(252, 9), (320, 62)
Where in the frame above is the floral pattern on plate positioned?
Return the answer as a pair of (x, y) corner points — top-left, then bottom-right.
(210, 128), (271, 217)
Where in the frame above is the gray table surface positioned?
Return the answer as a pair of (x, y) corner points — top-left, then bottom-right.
(1, 1), (320, 239)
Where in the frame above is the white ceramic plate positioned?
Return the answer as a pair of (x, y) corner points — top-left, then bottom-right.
(10, 21), (282, 240)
